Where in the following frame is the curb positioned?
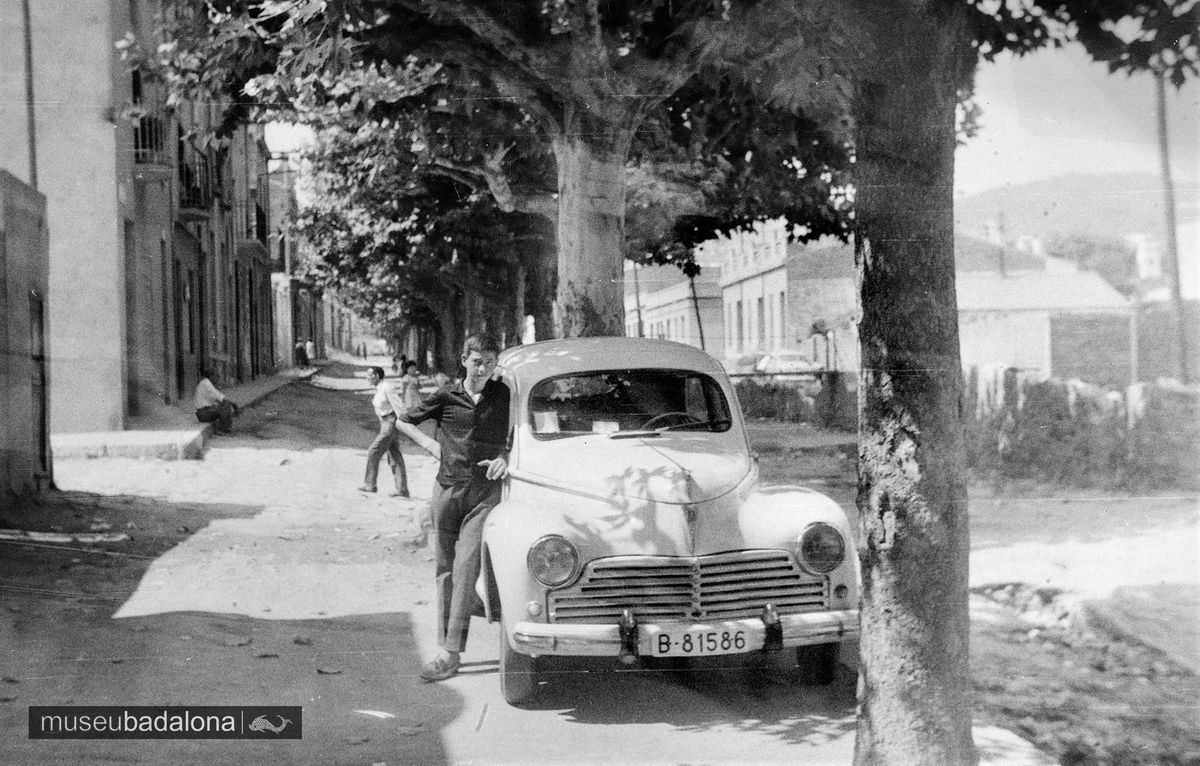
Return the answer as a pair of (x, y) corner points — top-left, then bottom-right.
(52, 366), (323, 461)
(194, 366), (323, 453)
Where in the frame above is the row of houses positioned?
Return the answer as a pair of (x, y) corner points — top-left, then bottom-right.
(0, 0), (364, 504)
(626, 218), (1196, 389)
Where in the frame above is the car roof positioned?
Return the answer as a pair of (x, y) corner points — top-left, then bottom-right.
(498, 337), (727, 390)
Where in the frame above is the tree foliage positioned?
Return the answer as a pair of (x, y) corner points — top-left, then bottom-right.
(143, 1), (1198, 762)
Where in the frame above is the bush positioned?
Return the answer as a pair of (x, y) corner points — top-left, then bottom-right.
(1127, 384), (1200, 491)
(734, 377), (817, 422)
(964, 367), (1199, 490)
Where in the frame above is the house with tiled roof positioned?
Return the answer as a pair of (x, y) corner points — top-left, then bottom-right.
(957, 269), (1135, 388)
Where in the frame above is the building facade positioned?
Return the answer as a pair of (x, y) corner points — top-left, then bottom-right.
(1, 0), (276, 433)
(622, 262), (724, 354)
(700, 220), (859, 370)
(0, 171), (51, 500)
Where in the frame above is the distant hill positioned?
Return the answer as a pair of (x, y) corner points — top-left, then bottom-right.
(955, 172), (1198, 241)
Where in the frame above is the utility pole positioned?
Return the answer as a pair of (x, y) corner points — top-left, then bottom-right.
(632, 261), (645, 338)
(21, 0), (38, 189)
(1156, 70), (1190, 384)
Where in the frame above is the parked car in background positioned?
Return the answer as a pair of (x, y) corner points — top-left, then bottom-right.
(722, 351), (769, 376)
(479, 337), (861, 706)
(755, 350), (820, 376)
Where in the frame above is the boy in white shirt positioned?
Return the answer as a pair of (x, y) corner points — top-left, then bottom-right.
(194, 369), (237, 434)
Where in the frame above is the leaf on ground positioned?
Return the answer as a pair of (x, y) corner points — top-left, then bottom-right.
(317, 666), (342, 675)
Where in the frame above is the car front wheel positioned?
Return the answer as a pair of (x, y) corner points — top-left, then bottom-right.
(796, 642), (839, 685)
(499, 626), (540, 706)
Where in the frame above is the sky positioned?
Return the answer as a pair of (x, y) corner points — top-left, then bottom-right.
(955, 44), (1200, 198)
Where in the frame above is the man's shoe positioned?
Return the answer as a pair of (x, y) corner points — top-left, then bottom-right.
(388, 489), (411, 498)
(357, 485), (377, 493)
(419, 655), (460, 682)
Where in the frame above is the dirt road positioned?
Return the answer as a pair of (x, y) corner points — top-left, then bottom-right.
(1, 363), (886, 766)
(7, 361), (1187, 764)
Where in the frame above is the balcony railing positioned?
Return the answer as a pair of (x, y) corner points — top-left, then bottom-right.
(134, 114), (170, 169)
(177, 137), (212, 219)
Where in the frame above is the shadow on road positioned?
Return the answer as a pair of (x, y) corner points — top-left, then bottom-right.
(525, 655), (857, 748)
(0, 492), (462, 766)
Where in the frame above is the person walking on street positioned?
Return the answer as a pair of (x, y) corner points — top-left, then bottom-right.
(394, 334), (510, 682)
(398, 360), (422, 410)
(194, 369), (238, 434)
(305, 338), (317, 367)
(358, 366), (412, 497)
(294, 340), (309, 368)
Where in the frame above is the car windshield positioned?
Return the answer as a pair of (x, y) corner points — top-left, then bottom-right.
(528, 369), (733, 438)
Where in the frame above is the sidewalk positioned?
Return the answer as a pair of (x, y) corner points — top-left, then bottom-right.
(49, 365), (322, 461)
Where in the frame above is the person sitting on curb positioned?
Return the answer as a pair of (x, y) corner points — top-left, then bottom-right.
(194, 369), (238, 435)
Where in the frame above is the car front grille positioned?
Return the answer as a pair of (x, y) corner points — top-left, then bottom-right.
(548, 550), (827, 623)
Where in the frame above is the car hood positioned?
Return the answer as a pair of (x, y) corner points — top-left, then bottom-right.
(515, 435), (752, 504)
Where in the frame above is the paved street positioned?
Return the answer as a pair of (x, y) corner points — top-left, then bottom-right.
(0, 359), (1051, 765)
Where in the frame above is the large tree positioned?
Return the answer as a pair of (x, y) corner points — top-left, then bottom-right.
(148, 2), (1198, 763)
(841, 2), (1195, 763)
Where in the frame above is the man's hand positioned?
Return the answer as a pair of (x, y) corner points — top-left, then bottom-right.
(477, 456), (508, 481)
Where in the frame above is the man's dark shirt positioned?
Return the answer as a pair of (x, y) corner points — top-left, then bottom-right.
(400, 377), (511, 486)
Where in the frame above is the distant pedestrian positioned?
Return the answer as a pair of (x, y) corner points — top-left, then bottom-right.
(294, 340), (309, 368)
(358, 366), (410, 498)
(399, 360), (422, 410)
(194, 369), (238, 434)
(305, 338), (317, 366)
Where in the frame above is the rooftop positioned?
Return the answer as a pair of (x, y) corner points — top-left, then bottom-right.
(956, 270), (1132, 312)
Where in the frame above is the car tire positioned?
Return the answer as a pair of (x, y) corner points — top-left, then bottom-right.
(499, 626), (540, 706)
(796, 642), (838, 685)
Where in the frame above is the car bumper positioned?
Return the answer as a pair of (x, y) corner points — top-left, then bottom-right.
(511, 609), (859, 657)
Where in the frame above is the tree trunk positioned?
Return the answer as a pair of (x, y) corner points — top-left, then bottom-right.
(551, 131), (632, 338)
(508, 260), (527, 347)
(851, 4), (977, 765)
(435, 291), (463, 375)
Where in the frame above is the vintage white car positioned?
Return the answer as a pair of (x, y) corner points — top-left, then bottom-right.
(479, 337), (859, 705)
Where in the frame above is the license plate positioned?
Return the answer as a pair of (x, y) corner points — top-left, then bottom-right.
(643, 625), (758, 656)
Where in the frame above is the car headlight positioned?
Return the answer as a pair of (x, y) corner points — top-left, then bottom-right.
(798, 523), (845, 574)
(527, 535), (580, 587)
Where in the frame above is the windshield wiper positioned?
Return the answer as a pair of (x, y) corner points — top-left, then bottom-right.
(607, 430), (662, 439)
(656, 419), (732, 432)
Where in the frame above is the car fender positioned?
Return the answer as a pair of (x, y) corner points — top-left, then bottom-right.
(739, 485), (860, 607)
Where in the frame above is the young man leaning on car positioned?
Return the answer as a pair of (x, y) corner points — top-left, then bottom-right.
(393, 333), (510, 682)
